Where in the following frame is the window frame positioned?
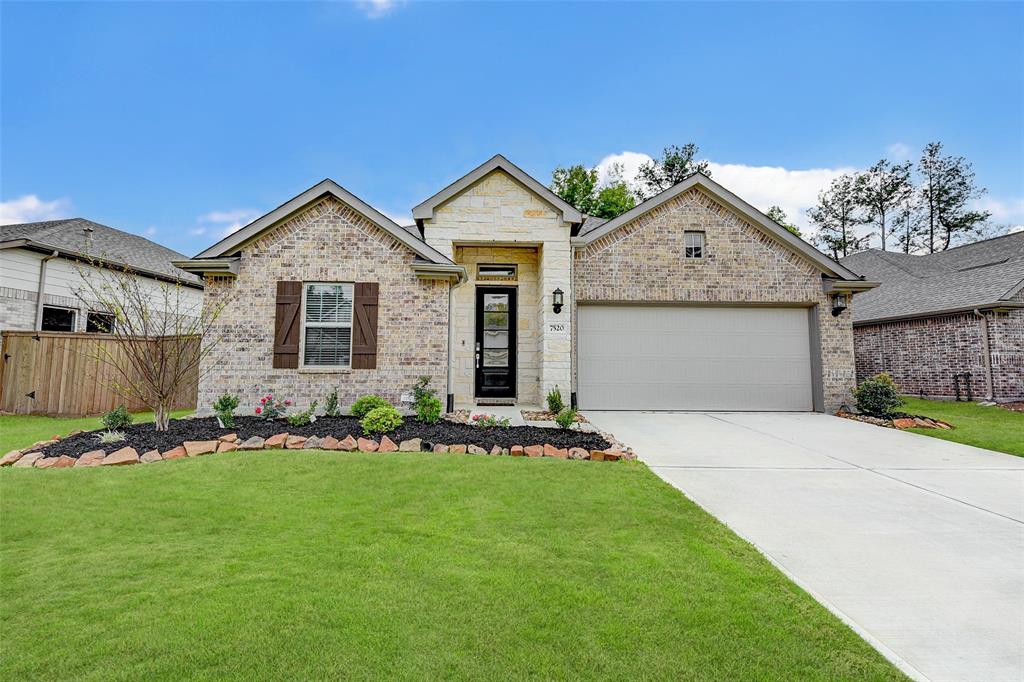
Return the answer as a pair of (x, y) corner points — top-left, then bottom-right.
(684, 231), (706, 260)
(40, 305), (78, 332)
(86, 311), (116, 334)
(299, 282), (355, 369)
(477, 263), (518, 282)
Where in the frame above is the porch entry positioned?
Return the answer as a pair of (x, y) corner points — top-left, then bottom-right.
(475, 286), (517, 399)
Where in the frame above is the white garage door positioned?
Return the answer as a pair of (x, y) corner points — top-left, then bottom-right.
(577, 305), (814, 411)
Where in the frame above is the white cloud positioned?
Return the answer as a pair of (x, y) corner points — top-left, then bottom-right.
(887, 142), (912, 161)
(195, 208), (261, 239)
(973, 196), (1024, 223)
(378, 208), (415, 227)
(594, 150), (854, 232)
(144, 226), (158, 237)
(0, 194), (73, 225)
(356, 0), (404, 19)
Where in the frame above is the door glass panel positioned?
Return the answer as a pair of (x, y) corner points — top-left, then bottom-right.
(483, 349), (509, 367)
(483, 330), (508, 349)
(483, 312), (508, 329)
(484, 294), (508, 312)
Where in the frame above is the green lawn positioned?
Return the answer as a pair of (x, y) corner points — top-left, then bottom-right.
(1, 450), (903, 680)
(902, 397), (1024, 456)
(0, 409), (193, 455)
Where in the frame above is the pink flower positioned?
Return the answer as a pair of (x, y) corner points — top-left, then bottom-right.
(260, 397), (267, 404)
(284, 399), (292, 406)
(255, 406), (262, 415)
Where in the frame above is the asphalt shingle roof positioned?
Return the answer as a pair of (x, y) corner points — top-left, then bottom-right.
(0, 218), (202, 285)
(840, 232), (1024, 323)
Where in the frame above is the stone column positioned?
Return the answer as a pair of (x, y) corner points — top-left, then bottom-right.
(537, 240), (572, 406)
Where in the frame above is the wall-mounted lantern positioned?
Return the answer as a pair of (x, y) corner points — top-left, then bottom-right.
(831, 292), (849, 317)
(552, 288), (564, 314)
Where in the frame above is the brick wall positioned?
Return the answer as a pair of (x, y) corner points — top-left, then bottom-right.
(573, 187), (858, 412)
(199, 196), (450, 414)
(989, 306), (1023, 400)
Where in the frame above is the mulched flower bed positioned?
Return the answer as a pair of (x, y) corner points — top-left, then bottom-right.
(521, 410), (588, 423)
(31, 415), (613, 459)
(836, 411), (953, 430)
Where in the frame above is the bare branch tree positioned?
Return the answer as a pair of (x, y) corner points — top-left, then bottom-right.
(72, 261), (228, 431)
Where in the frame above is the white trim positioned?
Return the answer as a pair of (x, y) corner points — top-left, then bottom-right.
(40, 304), (78, 333)
(300, 282), (354, 370)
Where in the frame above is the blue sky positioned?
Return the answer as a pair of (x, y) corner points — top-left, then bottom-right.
(2, 1), (1022, 255)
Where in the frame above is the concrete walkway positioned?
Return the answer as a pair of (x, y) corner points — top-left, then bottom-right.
(584, 411), (1024, 682)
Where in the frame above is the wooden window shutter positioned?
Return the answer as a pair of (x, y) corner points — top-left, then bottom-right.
(273, 281), (302, 369)
(351, 282), (379, 369)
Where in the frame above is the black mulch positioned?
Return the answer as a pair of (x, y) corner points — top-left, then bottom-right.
(36, 415), (611, 459)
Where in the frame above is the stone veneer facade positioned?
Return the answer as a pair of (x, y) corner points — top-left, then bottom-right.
(572, 187), (859, 412)
(199, 196), (449, 412)
(422, 170), (573, 405)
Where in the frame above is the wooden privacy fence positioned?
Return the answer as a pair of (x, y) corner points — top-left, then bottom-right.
(0, 331), (198, 416)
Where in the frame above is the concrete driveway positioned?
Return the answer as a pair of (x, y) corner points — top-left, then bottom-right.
(585, 411), (1024, 682)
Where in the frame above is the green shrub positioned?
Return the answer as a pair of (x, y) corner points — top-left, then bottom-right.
(555, 407), (577, 430)
(351, 395), (391, 419)
(361, 405), (403, 435)
(416, 395), (442, 424)
(323, 389), (340, 417)
(212, 393), (240, 428)
(287, 400), (318, 427)
(101, 405), (132, 431)
(546, 385), (564, 414)
(413, 376), (436, 408)
(854, 373), (904, 417)
(96, 430), (125, 444)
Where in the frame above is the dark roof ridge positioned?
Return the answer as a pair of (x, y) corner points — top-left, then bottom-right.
(937, 229), (1023, 254)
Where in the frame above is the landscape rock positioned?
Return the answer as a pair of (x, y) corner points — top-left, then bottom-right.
(378, 436), (398, 453)
(265, 433), (289, 448)
(510, 445), (524, 457)
(543, 444), (568, 459)
(184, 440), (218, 456)
(603, 450), (622, 462)
(321, 436), (341, 450)
(568, 447), (589, 460)
(13, 452), (42, 468)
(285, 435), (307, 449)
(303, 436), (325, 450)
(449, 444), (467, 454)
(53, 455), (77, 468)
(524, 445), (543, 457)
(468, 445), (487, 455)
(432, 443), (449, 453)
(892, 418), (916, 429)
(0, 450), (24, 466)
(140, 450), (163, 463)
(357, 437), (379, 452)
(490, 445), (503, 456)
(237, 437), (265, 451)
(102, 447), (139, 466)
(76, 450), (106, 466)
(399, 438), (422, 452)
(35, 457), (60, 469)
(590, 449), (606, 462)
(218, 433), (238, 443)
(217, 442), (238, 453)
(338, 435), (357, 451)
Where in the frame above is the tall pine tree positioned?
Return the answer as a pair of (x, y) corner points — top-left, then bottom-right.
(918, 142), (991, 252)
(635, 144), (711, 199)
(809, 174), (870, 259)
(858, 159), (913, 251)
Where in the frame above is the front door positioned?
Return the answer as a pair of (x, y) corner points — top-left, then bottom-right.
(475, 287), (517, 399)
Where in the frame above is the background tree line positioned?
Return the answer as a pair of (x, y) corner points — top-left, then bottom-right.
(551, 141), (998, 257)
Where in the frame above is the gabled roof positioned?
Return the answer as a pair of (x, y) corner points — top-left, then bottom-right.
(573, 172), (863, 281)
(194, 178), (453, 265)
(840, 232), (1024, 323)
(412, 154), (583, 226)
(0, 218), (202, 287)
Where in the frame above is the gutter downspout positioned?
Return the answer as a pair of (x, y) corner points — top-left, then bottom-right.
(973, 309), (994, 401)
(446, 275), (467, 413)
(34, 250), (59, 331)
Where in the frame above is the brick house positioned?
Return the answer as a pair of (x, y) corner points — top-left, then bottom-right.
(840, 232), (1024, 402)
(176, 155), (874, 414)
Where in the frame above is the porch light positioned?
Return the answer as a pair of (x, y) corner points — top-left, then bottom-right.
(552, 288), (564, 314)
(831, 292), (849, 317)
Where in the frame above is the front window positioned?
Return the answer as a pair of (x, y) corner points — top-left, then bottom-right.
(302, 283), (353, 368)
(41, 306), (76, 332)
(684, 232), (705, 259)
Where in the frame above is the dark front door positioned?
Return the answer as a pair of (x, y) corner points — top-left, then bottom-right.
(475, 287), (517, 399)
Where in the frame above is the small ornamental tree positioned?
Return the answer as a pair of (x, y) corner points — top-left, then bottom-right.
(73, 260), (231, 432)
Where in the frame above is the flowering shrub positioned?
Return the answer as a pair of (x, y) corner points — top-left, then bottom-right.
(255, 392), (291, 420)
(471, 413), (511, 429)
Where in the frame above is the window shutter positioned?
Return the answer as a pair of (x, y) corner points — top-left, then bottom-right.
(352, 282), (379, 369)
(273, 281), (302, 369)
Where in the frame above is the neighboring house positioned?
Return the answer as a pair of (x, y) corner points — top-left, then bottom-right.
(176, 154), (874, 414)
(0, 218), (204, 333)
(840, 232), (1024, 402)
